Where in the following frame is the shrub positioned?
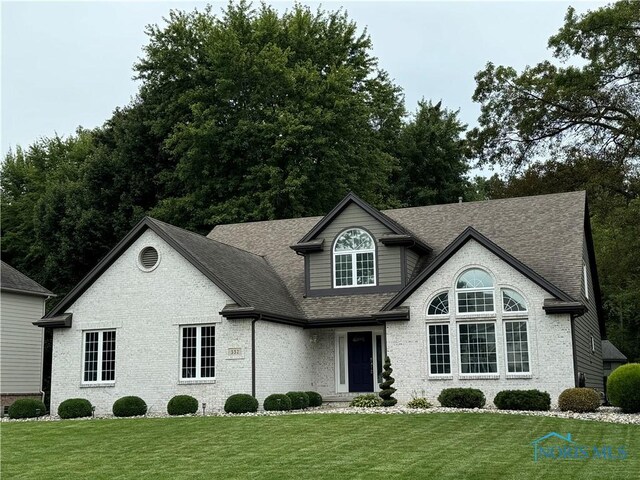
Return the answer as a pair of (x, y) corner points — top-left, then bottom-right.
(286, 391), (310, 410)
(607, 363), (640, 413)
(224, 394), (258, 414)
(8, 399), (46, 419)
(263, 394), (292, 411)
(350, 394), (382, 408)
(558, 388), (600, 413)
(58, 398), (93, 419)
(406, 397), (432, 409)
(493, 390), (551, 411)
(438, 388), (486, 408)
(112, 396), (147, 417)
(378, 356), (398, 407)
(306, 391), (323, 407)
(167, 395), (199, 416)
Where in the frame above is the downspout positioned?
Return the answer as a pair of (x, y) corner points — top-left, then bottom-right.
(570, 313), (580, 387)
(251, 316), (261, 398)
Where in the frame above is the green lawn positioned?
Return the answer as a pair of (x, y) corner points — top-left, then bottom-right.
(2, 413), (638, 479)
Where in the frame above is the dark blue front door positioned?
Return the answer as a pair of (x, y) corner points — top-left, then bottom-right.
(348, 332), (374, 392)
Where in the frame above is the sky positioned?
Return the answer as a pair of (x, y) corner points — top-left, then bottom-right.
(1, 0), (606, 157)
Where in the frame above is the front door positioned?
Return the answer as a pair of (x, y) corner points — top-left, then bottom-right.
(348, 331), (374, 392)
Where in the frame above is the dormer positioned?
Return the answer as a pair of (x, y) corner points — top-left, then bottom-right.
(291, 193), (431, 297)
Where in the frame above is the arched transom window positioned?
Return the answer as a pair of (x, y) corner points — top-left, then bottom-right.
(334, 229), (376, 287)
(456, 268), (494, 313)
(502, 289), (527, 313)
(427, 292), (449, 316)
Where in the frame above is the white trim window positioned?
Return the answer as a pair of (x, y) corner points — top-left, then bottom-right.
(583, 262), (589, 300)
(502, 289), (527, 313)
(458, 322), (497, 374)
(83, 330), (116, 383)
(181, 325), (215, 380)
(504, 320), (530, 374)
(427, 292), (449, 316)
(333, 228), (376, 287)
(456, 269), (495, 314)
(427, 324), (451, 375)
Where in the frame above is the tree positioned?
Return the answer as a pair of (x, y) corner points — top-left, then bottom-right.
(392, 100), (469, 207)
(468, 0), (640, 171)
(379, 356), (397, 407)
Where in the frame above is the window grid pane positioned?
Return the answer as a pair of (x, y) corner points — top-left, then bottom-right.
(428, 324), (451, 374)
(200, 326), (215, 378)
(335, 254), (353, 286)
(181, 327), (197, 379)
(101, 331), (116, 381)
(459, 323), (497, 374)
(84, 332), (99, 382)
(502, 289), (527, 312)
(505, 321), (530, 373)
(428, 292), (449, 315)
(458, 291), (494, 313)
(356, 252), (375, 285)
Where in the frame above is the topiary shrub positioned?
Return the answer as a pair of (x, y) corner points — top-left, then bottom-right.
(167, 395), (199, 416)
(558, 388), (601, 413)
(8, 399), (46, 419)
(607, 363), (640, 413)
(112, 396), (147, 417)
(378, 356), (398, 407)
(438, 388), (486, 408)
(406, 397), (432, 409)
(286, 391), (310, 410)
(263, 394), (292, 411)
(58, 398), (93, 419)
(306, 391), (323, 407)
(350, 394), (382, 408)
(224, 394), (258, 414)
(493, 390), (551, 411)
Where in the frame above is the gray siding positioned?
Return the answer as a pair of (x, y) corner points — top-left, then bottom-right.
(572, 234), (604, 391)
(308, 203), (402, 289)
(406, 249), (420, 281)
(0, 291), (44, 394)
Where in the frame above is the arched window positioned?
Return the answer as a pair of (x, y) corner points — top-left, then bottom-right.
(427, 292), (449, 315)
(502, 289), (527, 313)
(333, 229), (376, 287)
(456, 268), (494, 313)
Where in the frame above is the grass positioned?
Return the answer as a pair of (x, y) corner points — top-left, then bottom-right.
(1, 413), (638, 479)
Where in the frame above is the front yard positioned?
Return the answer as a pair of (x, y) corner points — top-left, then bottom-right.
(2, 413), (638, 479)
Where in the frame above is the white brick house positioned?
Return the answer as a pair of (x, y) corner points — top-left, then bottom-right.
(38, 191), (604, 414)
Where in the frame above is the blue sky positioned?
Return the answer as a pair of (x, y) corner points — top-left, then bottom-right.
(1, 1), (605, 156)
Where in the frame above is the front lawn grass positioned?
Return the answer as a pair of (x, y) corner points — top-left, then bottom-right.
(2, 413), (638, 479)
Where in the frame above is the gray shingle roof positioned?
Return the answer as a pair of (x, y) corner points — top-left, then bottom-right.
(209, 191), (587, 318)
(0, 261), (53, 296)
(602, 340), (628, 362)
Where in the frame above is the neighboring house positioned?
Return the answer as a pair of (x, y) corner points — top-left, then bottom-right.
(37, 191), (604, 414)
(1, 261), (53, 411)
(602, 339), (627, 398)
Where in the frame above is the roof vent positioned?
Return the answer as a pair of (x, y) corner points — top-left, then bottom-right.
(139, 246), (159, 271)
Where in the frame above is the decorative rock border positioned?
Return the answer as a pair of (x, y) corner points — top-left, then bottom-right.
(2, 405), (638, 425)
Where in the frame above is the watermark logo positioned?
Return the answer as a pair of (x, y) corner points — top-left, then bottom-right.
(531, 432), (627, 462)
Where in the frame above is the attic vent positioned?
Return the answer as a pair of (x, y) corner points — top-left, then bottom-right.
(139, 246), (159, 271)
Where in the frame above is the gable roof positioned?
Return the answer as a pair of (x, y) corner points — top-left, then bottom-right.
(45, 217), (303, 320)
(601, 340), (628, 362)
(1, 261), (53, 297)
(381, 226), (576, 311)
(209, 191), (588, 319)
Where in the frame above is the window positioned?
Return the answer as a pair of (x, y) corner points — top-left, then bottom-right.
(333, 229), (375, 287)
(458, 323), (497, 374)
(591, 334), (596, 354)
(456, 269), (494, 313)
(583, 262), (589, 299)
(504, 321), (530, 373)
(502, 289), (527, 313)
(427, 292), (449, 316)
(181, 325), (215, 380)
(427, 324), (451, 375)
(83, 330), (116, 383)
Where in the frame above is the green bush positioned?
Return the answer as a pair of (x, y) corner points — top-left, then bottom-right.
(306, 391), (323, 407)
(493, 390), (551, 411)
(378, 356), (398, 407)
(263, 394), (292, 411)
(438, 388), (486, 408)
(350, 394), (382, 408)
(167, 395), (199, 416)
(607, 363), (640, 413)
(406, 397), (432, 409)
(558, 388), (600, 413)
(286, 391), (310, 410)
(57, 398), (93, 419)
(224, 394), (258, 414)
(112, 396), (147, 417)
(8, 399), (46, 419)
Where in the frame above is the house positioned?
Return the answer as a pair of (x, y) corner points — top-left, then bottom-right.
(37, 191), (604, 414)
(602, 339), (627, 400)
(1, 261), (53, 412)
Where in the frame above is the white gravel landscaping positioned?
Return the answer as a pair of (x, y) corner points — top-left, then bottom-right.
(2, 405), (638, 425)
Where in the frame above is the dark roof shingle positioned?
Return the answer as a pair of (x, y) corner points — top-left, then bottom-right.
(0, 261), (53, 296)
